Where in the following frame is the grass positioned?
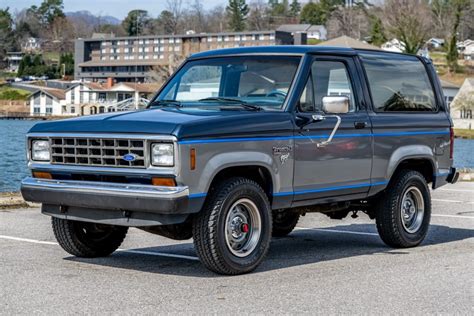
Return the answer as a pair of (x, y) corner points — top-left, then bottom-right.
(0, 86), (31, 100)
(454, 129), (474, 139)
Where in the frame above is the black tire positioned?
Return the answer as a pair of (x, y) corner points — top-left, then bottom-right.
(192, 177), (272, 275)
(375, 170), (431, 248)
(272, 210), (300, 237)
(52, 217), (128, 257)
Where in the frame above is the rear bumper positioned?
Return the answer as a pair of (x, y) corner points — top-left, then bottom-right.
(21, 177), (194, 226)
(446, 167), (459, 184)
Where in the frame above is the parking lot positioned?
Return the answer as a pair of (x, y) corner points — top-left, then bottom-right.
(1, 182), (473, 314)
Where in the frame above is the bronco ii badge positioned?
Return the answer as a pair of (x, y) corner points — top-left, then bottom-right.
(273, 146), (291, 164)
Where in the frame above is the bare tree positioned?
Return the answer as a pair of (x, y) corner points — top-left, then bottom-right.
(166, 0), (183, 34)
(248, 0), (271, 31)
(206, 5), (228, 33)
(382, 0), (432, 54)
(327, 6), (369, 39)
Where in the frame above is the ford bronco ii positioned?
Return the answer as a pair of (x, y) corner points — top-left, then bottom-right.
(21, 46), (459, 275)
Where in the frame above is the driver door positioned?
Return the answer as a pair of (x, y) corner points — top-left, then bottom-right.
(293, 56), (373, 203)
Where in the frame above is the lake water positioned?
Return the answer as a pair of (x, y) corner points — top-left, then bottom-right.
(0, 120), (473, 192)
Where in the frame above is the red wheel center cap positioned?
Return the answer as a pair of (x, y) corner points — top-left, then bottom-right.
(241, 223), (249, 233)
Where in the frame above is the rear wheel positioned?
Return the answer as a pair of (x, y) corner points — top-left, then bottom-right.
(192, 177), (272, 275)
(52, 218), (128, 257)
(272, 210), (300, 237)
(375, 170), (431, 248)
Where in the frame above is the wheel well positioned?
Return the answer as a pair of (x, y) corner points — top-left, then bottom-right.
(208, 166), (273, 201)
(392, 159), (434, 183)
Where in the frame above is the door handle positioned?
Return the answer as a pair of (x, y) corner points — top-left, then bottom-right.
(354, 121), (367, 129)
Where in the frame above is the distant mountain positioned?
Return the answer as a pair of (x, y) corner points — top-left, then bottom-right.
(66, 11), (121, 26)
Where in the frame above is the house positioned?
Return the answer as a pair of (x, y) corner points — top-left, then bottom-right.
(450, 78), (474, 129)
(462, 42), (474, 61)
(276, 24), (328, 43)
(5, 52), (24, 72)
(21, 37), (41, 53)
(64, 80), (161, 115)
(316, 36), (380, 50)
(29, 88), (66, 116)
(440, 80), (460, 108)
(426, 38), (445, 49)
(381, 39), (406, 53)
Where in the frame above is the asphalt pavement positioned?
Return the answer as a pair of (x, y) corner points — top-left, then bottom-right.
(1, 182), (473, 314)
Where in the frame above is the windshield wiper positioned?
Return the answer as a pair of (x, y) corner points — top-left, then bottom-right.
(148, 100), (183, 108)
(198, 97), (261, 111)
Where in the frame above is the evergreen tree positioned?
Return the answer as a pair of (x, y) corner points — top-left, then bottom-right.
(122, 10), (150, 36)
(369, 18), (386, 47)
(226, 0), (249, 32)
(289, 0), (301, 17)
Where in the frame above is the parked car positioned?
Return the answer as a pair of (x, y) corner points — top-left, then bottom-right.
(21, 46), (458, 275)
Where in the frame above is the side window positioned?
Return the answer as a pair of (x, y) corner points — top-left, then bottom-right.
(298, 61), (355, 113)
(361, 53), (437, 112)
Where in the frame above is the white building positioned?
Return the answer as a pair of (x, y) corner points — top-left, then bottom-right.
(440, 80), (460, 108)
(426, 38), (445, 49)
(6, 52), (24, 72)
(21, 37), (41, 53)
(29, 88), (66, 116)
(29, 81), (160, 116)
(450, 78), (474, 130)
(381, 39), (406, 53)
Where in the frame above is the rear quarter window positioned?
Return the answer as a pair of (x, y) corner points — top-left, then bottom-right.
(360, 53), (437, 112)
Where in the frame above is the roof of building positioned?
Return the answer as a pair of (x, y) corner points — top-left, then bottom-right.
(440, 80), (460, 89)
(316, 36), (380, 50)
(30, 87), (66, 100)
(451, 78), (474, 109)
(78, 60), (163, 67)
(79, 30), (274, 42)
(276, 24), (325, 33)
(121, 82), (161, 93)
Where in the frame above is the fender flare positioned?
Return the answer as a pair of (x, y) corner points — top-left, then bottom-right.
(386, 145), (436, 180)
(198, 151), (279, 194)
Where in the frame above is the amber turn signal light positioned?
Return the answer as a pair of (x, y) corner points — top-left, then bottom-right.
(190, 148), (196, 170)
(32, 172), (52, 179)
(151, 177), (176, 186)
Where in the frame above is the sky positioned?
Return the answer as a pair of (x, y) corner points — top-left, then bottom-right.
(1, 0), (229, 19)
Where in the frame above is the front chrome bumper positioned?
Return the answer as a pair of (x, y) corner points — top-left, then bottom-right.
(21, 177), (189, 215)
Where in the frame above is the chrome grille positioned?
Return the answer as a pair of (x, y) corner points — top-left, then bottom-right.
(50, 137), (146, 168)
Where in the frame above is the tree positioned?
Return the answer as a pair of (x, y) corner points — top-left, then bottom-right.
(300, 0), (343, 25)
(0, 8), (16, 69)
(382, 0), (432, 54)
(248, 0), (271, 31)
(445, 0), (470, 73)
(122, 10), (150, 36)
(226, 0), (249, 32)
(369, 17), (387, 46)
(289, 0), (301, 17)
(28, 0), (65, 27)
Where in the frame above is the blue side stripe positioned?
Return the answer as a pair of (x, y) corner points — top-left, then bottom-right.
(189, 181), (389, 199)
(178, 130), (449, 145)
(435, 172), (449, 177)
(273, 180), (389, 197)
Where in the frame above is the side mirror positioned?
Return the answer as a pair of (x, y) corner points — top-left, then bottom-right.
(322, 96), (350, 114)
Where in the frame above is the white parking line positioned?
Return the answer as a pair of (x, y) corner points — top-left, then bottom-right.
(438, 189), (474, 193)
(432, 214), (474, 220)
(0, 234), (199, 261)
(432, 198), (474, 204)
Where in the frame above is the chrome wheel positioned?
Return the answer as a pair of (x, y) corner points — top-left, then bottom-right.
(224, 198), (262, 257)
(400, 186), (425, 233)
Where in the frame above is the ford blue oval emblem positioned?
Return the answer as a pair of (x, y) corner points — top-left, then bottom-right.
(122, 153), (137, 162)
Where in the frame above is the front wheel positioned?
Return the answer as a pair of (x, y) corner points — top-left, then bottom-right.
(192, 177), (272, 275)
(52, 218), (128, 257)
(375, 170), (431, 248)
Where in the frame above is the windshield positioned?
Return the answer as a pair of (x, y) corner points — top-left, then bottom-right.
(152, 56), (301, 111)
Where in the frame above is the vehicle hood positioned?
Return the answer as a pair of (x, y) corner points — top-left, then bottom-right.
(29, 108), (294, 139)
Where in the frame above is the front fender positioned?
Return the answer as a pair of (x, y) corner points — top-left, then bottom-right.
(198, 151), (280, 194)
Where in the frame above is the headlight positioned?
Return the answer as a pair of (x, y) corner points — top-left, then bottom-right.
(31, 140), (50, 161)
(151, 143), (174, 166)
